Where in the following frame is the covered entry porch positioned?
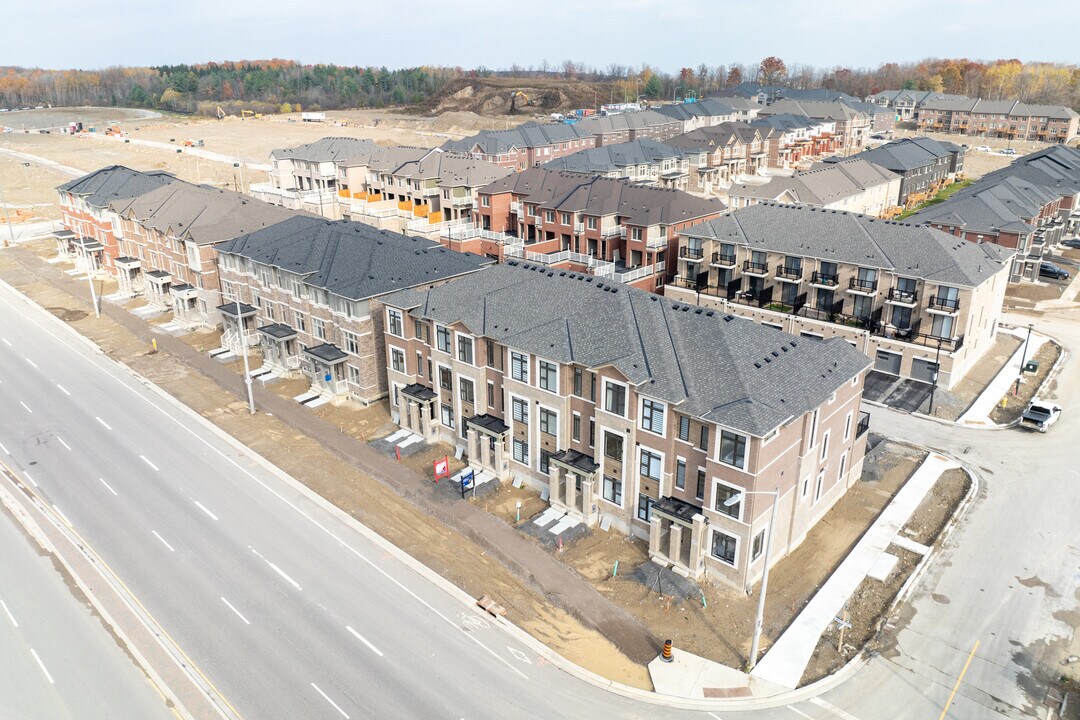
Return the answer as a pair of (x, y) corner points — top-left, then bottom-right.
(257, 323), (301, 376)
(301, 343), (350, 403)
(114, 256), (143, 296)
(145, 270), (173, 309)
(649, 496), (708, 580)
(547, 449), (599, 527)
(72, 236), (104, 276)
(465, 414), (510, 482)
(53, 229), (76, 260)
(217, 302), (259, 354)
(399, 383), (439, 441)
(170, 284), (201, 327)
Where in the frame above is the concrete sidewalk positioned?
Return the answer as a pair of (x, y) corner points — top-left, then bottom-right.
(751, 452), (959, 690)
(958, 326), (1049, 426)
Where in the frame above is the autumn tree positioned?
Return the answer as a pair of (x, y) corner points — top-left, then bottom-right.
(758, 56), (787, 85)
(725, 66), (743, 88)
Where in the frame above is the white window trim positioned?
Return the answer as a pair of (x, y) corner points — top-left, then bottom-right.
(750, 525), (768, 563)
(712, 478), (746, 523)
(814, 469), (825, 504)
(511, 437), (530, 468)
(843, 411), (854, 442)
(390, 347), (406, 374)
(601, 377), (630, 419)
(820, 430), (831, 462)
(600, 474), (625, 509)
(435, 323), (453, 355)
(537, 357), (560, 395)
(638, 445), (665, 484)
(598, 425), (627, 505)
(709, 528), (740, 569)
(538, 403), (559, 443)
(509, 392), (530, 426)
(838, 451), (849, 483)
(716, 428), (750, 472)
(639, 396), (667, 437)
(509, 349), (530, 385)
(456, 331), (476, 367)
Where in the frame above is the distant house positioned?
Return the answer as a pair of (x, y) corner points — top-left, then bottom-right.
(748, 113), (839, 168)
(825, 137), (964, 206)
(864, 90), (966, 121)
(653, 99), (739, 131)
(573, 110), (684, 146)
(251, 137), (377, 218)
(542, 139), (690, 189)
(440, 121), (596, 171)
(915, 97), (1079, 143)
(665, 122), (772, 185)
(727, 159), (901, 217)
(759, 100), (872, 153)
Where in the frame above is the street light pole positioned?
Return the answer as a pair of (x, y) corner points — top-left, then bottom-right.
(235, 297), (256, 415)
(725, 488), (780, 671)
(927, 338), (943, 415)
(1014, 323), (1034, 396)
(21, 162), (31, 190)
(0, 182), (17, 248)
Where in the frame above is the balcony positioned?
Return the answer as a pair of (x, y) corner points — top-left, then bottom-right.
(711, 251), (737, 268)
(810, 271), (838, 288)
(510, 201), (523, 215)
(885, 288), (918, 307)
(856, 411), (870, 438)
(847, 277), (878, 295)
(927, 295), (960, 314)
(574, 222), (585, 233)
(743, 260), (769, 276)
(601, 225), (626, 238)
(679, 247), (705, 262)
(775, 265), (802, 283)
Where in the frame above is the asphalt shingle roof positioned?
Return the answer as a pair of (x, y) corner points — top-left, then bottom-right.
(440, 121), (592, 154)
(831, 137), (960, 173)
(542, 139), (684, 174)
(270, 137), (377, 163)
(730, 159), (897, 205)
(383, 262), (869, 436)
(57, 165), (176, 212)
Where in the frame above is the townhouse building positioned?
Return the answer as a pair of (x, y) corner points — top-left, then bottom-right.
(865, 91), (966, 122)
(727, 159), (901, 217)
(826, 137), (964, 206)
(440, 121), (596, 171)
(541, 139), (690, 189)
(916, 98), (1079, 143)
(759, 100), (871, 154)
(668, 203), (1013, 390)
(664, 122), (772, 185)
(215, 215), (491, 403)
(748, 113), (839, 168)
(251, 137), (377, 218)
(573, 110), (684, 146)
(112, 182), (298, 327)
(380, 261), (872, 588)
(977, 144), (1080, 237)
(456, 168), (725, 291)
(55, 165), (175, 278)
(653, 99), (739, 131)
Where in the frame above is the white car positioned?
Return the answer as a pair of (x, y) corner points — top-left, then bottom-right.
(1021, 400), (1061, 433)
(974, 145), (991, 152)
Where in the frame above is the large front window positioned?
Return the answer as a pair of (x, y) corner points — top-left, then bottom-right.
(603, 475), (623, 506)
(639, 450), (661, 480)
(604, 381), (626, 417)
(513, 438), (529, 466)
(511, 397), (529, 425)
(711, 530), (737, 566)
(719, 430), (747, 469)
(511, 352), (529, 383)
(436, 325), (452, 353)
(641, 399), (665, 435)
(604, 431), (623, 461)
(387, 308), (403, 337)
(931, 313), (955, 339)
(457, 336), (474, 364)
(539, 360), (558, 392)
(637, 494), (654, 522)
(391, 348), (405, 373)
(714, 482), (741, 518)
(539, 408), (557, 436)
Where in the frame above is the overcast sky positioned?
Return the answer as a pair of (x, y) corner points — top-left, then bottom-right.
(1, 0), (1072, 72)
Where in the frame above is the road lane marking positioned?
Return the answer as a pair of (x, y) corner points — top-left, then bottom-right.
(0, 598), (17, 627)
(708, 713), (723, 720)
(221, 597), (250, 625)
(18, 401), (31, 413)
(787, 707), (814, 719)
(938, 640), (980, 720)
(346, 625), (384, 657)
(1, 337), (10, 346)
(809, 697), (863, 720)
(24, 357), (37, 368)
(29, 649), (54, 684)
(140, 455), (159, 471)
(0, 441), (9, 455)
(249, 546), (302, 590)
(94, 416), (111, 430)
(57, 437), (71, 451)
(52, 505), (73, 527)
(193, 500), (218, 521)
(55, 383), (70, 396)
(310, 683), (349, 719)
(152, 530), (175, 552)
(23, 472), (37, 487)
(99, 478), (118, 496)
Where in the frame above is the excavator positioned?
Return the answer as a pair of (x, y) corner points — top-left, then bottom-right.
(240, 109), (262, 119)
(509, 90), (537, 114)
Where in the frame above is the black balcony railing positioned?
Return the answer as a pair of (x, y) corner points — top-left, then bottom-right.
(927, 295), (960, 312)
(743, 260), (769, 275)
(810, 271), (838, 287)
(680, 246), (705, 260)
(775, 265), (802, 281)
(849, 277), (878, 292)
(856, 411), (870, 438)
(712, 251), (736, 266)
(887, 287), (918, 304)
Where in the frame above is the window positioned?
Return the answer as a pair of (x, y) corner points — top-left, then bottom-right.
(532, 405), (554, 435)
(312, 317), (326, 341)
(512, 438), (529, 465)
(604, 381), (626, 417)
(587, 217), (597, 230)
(511, 397), (529, 425)
(639, 449), (662, 481)
(814, 470), (825, 503)
(637, 494), (654, 522)
(603, 475), (623, 506)
(698, 424), (709, 452)
(573, 368), (595, 400)
(387, 308), (403, 337)
(695, 469), (706, 499)
(714, 482), (741, 518)
(440, 404), (455, 429)
(539, 360), (558, 392)
(561, 212), (570, 225)
(844, 412), (853, 442)
(801, 476), (811, 499)
(539, 450), (552, 474)
(342, 330), (359, 355)
(481, 195), (490, 207)
(413, 318), (425, 342)
(675, 459), (686, 490)
(641, 399), (665, 435)
(390, 348), (405, 373)
(487, 381), (495, 409)
(604, 431), (623, 460)
(572, 414), (581, 442)
(436, 325), (452, 353)
(459, 378), (475, 404)
(457, 335), (474, 364)
(751, 529), (766, 562)
(719, 430), (746, 469)
(485, 339), (499, 369)
(711, 530), (738, 567)
(677, 416), (691, 442)
(439, 367), (452, 392)
(820, 431), (830, 462)
(838, 452), (848, 482)
(510, 352), (528, 383)
(809, 409), (819, 447)
(295, 311), (307, 333)
(545, 210), (554, 223)
(347, 365), (360, 385)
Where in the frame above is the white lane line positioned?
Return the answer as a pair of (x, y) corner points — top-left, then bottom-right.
(23, 472), (37, 488)
(57, 437), (71, 451)
(249, 546), (302, 591)
(139, 455), (159, 472)
(151, 530), (175, 552)
(193, 500), (218, 521)
(99, 478), (118, 496)
(1, 337), (10, 346)
(94, 416), (112, 430)
(809, 697), (863, 720)
(29, 649), (54, 684)
(18, 401), (31, 413)
(345, 625), (384, 657)
(0, 598), (18, 627)
(310, 683), (349, 719)
(52, 505), (73, 527)
(220, 597), (251, 625)
(788, 707), (814, 719)
(0, 441), (9, 455)
(24, 357), (37, 368)
(708, 712), (723, 720)
(55, 383), (70, 396)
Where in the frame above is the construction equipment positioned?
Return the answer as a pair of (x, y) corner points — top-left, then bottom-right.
(509, 91), (535, 114)
(216, 106), (226, 120)
(240, 110), (262, 120)
(182, 139), (205, 147)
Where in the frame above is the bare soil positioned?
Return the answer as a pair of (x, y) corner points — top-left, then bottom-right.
(800, 467), (971, 684)
(923, 334), (1022, 421)
(1007, 281), (1066, 307)
(426, 76), (624, 117)
(890, 126), (1055, 178)
(989, 341), (1063, 424)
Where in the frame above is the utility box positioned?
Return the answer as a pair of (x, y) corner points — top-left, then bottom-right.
(1023, 360), (1039, 374)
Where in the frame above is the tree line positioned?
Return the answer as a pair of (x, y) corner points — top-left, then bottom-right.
(1, 57), (1079, 115)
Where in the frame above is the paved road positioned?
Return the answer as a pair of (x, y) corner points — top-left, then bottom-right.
(0, 502), (174, 720)
(0, 263), (1076, 720)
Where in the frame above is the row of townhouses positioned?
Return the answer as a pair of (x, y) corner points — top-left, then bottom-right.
(914, 97), (1079, 143)
(824, 137), (965, 206)
(726, 158), (901, 217)
(251, 137), (377, 217)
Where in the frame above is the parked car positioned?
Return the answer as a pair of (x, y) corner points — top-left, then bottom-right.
(1020, 400), (1061, 433)
(1063, 238), (1080, 249)
(974, 145), (991, 152)
(1040, 262), (1070, 280)
(1001, 148), (1018, 155)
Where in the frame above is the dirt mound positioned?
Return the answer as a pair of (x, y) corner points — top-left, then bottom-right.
(428, 77), (621, 117)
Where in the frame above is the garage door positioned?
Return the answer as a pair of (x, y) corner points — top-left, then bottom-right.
(910, 358), (939, 384)
(874, 350), (902, 376)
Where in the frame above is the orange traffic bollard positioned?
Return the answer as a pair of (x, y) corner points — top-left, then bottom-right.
(661, 639), (674, 663)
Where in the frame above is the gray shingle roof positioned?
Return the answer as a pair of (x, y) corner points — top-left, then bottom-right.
(918, 97), (1079, 120)
(270, 137), (377, 163)
(574, 110), (681, 135)
(396, 151), (512, 189)
(729, 159), (897, 205)
(440, 121), (592, 154)
(57, 165), (176, 211)
(684, 203), (1011, 286)
(653, 99), (737, 122)
(383, 262), (869, 436)
(542, 139), (684, 174)
(832, 137), (959, 172)
(216, 216), (491, 300)
(910, 174), (1061, 234)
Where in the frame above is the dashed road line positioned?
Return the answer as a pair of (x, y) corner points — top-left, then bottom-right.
(94, 416), (112, 430)
(18, 401), (31, 413)
(55, 383), (70, 396)
(221, 597), (251, 625)
(52, 505), (73, 527)
(23, 472), (37, 488)
(0, 441), (9, 455)
(346, 625), (384, 657)
(1, 337), (11, 346)
(152, 530), (175, 552)
(787, 707), (814, 719)
(24, 357), (37, 368)
(30, 648), (54, 684)
(311, 683), (349, 719)
(140, 455), (159, 472)
(193, 500), (218, 521)
(57, 437), (71, 451)
(810, 697), (863, 720)
(0, 598), (17, 627)
(250, 547), (301, 590)
(99, 478), (118, 496)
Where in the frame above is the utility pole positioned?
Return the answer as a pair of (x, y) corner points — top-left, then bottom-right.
(1014, 323), (1034, 396)
(236, 297), (256, 415)
(0, 182), (16, 248)
(748, 490), (779, 672)
(21, 162), (31, 190)
(927, 338), (943, 415)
